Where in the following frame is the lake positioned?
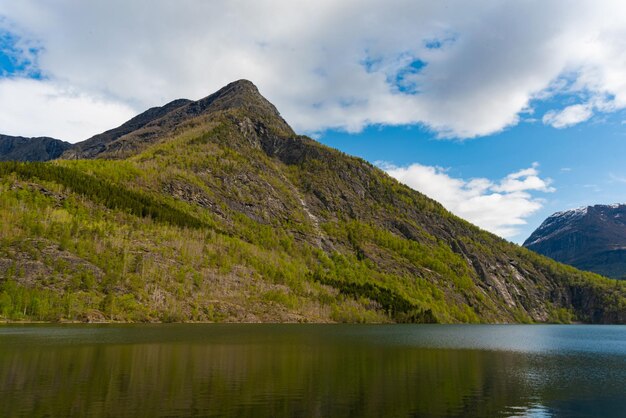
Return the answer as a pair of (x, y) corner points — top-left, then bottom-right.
(0, 324), (624, 417)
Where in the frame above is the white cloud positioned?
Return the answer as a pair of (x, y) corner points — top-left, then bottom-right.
(543, 104), (593, 128)
(380, 162), (554, 239)
(0, 78), (135, 142)
(491, 163), (555, 193)
(0, 1), (626, 140)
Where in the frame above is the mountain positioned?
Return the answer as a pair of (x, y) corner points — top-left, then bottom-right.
(524, 204), (626, 279)
(62, 80), (292, 160)
(0, 80), (624, 324)
(62, 98), (193, 159)
(0, 134), (72, 162)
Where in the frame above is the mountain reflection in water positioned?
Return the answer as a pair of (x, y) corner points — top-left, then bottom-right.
(0, 324), (624, 418)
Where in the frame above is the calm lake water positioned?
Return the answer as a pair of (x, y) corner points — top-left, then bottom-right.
(0, 324), (624, 417)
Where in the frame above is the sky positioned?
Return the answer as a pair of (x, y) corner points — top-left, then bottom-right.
(1, 0), (626, 243)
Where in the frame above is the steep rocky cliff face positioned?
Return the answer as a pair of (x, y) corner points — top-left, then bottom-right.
(525, 204), (626, 280)
(0, 135), (71, 162)
(0, 80), (623, 323)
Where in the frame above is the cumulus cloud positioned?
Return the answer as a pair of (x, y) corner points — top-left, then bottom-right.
(543, 104), (593, 128)
(0, 1), (626, 140)
(380, 162), (554, 239)
(491, 163), (556, 193)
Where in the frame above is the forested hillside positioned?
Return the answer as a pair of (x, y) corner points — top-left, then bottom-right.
(0, 80), (624, 323)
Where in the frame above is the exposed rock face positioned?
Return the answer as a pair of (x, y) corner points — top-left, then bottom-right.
(524, 204), (626, 279)
(0, 135), (72, 161)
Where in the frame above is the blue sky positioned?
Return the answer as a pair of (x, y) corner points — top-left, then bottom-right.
(1, 1), (626, 243)
(318, 108), (626, 242)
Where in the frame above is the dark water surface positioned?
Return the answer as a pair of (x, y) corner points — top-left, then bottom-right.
(0, 324), (624, 417)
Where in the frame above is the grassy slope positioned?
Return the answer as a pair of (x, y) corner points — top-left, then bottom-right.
(0, 109), (624, 323)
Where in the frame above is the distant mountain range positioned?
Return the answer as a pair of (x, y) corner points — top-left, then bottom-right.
(0, 80), (623, 323)
(0, 134), (72, 162)
(524, 204), (626, 280)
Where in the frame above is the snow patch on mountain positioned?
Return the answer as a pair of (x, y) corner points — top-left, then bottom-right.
(525, 206), (589, 246)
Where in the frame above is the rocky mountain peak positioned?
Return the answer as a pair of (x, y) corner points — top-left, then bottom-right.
(524, 203), (626, 279)
(61, 80), (294, 159)
(187, 79), (294, 136)
(206, 79), (262, 101)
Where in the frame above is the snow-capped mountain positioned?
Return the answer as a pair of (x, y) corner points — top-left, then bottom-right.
(524, 204), (626, 279)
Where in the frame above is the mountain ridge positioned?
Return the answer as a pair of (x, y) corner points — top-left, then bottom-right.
(0, 80), (624, 323)
(0, 134), (72, 162)
(62, 79), (294, 160)
(61, 98), (193, 160)
(524, 203), (626, 279)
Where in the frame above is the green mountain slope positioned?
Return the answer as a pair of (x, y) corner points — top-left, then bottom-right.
(0, 80), (624, 323)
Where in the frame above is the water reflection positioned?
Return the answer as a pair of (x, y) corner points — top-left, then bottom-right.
(0, 325), (624, 417)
